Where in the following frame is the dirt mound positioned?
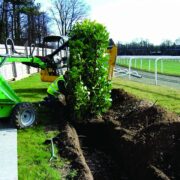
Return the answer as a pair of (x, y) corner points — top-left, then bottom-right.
(56, 122), (93, 180)
(102, 88), (180, 179)
(105, 89), (178, 130)
(54, 88), (180, 180)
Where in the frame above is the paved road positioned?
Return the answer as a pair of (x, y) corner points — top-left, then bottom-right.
(0, 121), (18, 180)
(114, 66), (180, 89)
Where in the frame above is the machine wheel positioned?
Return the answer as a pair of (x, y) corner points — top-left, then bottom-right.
(10, 102), (36, 128)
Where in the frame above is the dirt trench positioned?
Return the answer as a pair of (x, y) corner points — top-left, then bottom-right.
(49, 88), (180, 180)
(56, 121), (125, 180)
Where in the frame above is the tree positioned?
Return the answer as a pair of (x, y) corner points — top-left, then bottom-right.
(175, 38), (180, 45)
(67, 20), (111, 121)
(160, 39), (173, 47)
(0, 0), (9, 43)
(9, 0), (33, 44)
(50, 0), (89, 36)
(20, 2), (50, 45)
(0, 0), (50, 45)
(0, 0), (33, 44)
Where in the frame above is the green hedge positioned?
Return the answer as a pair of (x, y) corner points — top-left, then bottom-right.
(67, 20), (111, 120)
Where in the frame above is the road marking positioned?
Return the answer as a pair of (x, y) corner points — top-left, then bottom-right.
(0, 129), (18, 180)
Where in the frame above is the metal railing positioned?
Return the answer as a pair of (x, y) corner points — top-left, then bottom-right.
(116, 56), (180, 86)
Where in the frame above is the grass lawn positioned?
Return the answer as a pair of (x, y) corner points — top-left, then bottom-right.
(10, 74), (70, 180)
(116, 58), (180, 76)
(113, 78), (180, 115)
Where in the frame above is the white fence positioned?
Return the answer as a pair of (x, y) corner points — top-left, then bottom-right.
(0, 44), (53, 81)
(116, 56), (180, 88)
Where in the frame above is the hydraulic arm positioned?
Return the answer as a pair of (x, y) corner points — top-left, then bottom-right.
(0, 38), (46, 69)
(0, 55), (47, 69)
(0, 37), (67, 71)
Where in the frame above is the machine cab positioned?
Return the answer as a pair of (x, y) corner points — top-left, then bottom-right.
(40, 36), (69, 82)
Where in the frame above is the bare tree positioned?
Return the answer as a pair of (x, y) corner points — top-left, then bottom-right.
(50, 0), (89, 36)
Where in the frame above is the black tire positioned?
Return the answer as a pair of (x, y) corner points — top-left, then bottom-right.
(10, 102), (36, 129)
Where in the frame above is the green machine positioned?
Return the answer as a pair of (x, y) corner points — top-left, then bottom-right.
(0, 38), (68, 128)
(0, 56), (45, 128)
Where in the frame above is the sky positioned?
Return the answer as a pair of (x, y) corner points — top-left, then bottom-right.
(36, 0), (180, 45)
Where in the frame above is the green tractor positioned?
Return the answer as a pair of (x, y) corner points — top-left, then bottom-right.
(0, 37), (68, 128)
(0, 57), (37, 128)
(0, 82), (36, 128)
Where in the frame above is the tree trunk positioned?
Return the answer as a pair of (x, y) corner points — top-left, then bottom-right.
(0, 1), (9, 41)
(28, 14), (31, 45)
(5, 2), (8, 39)
(16, 8), (21, 45)
(13, 3), (16, 40)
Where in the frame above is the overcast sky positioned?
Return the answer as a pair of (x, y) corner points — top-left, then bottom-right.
(36, 0), (180, 45)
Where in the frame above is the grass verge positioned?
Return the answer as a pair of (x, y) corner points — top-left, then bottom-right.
(10, 74), (68, 179)
(18, 127), (64, 179)
(112, 78), (180, 115)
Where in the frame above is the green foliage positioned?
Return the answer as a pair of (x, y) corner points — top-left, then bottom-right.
(68, 20), (112, 120)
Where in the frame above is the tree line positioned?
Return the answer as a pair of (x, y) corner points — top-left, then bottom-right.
(3, 0), (178, 56)
(117, 39), (180, 56)
(0, 0), (89, 47)
(0, 0), (49, 46)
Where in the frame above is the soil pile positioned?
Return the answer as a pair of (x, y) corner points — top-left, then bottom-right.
(55, 88), (180, 180)
(57, 122), (93, 180)
(102, 89), (180, 179)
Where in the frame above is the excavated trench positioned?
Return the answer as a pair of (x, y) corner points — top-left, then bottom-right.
(56, 121), (126, 180)
(75, 122), (125, 180)
(44, 88), (180, 180)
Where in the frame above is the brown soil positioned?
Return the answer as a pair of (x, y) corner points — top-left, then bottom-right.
(49, 88), (180, 180)
(102, 89), (180, 179)
(56, 122), (93, 180)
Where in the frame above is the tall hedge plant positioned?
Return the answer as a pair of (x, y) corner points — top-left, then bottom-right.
(67, 20), (111, 120)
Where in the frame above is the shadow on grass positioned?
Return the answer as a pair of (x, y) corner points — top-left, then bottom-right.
(13, 88), (47, 101)
(14, 88), (47, 94)
(113, 82), (180, 101)
(0, 118), (14, 129)
(17, 93), (46, 101)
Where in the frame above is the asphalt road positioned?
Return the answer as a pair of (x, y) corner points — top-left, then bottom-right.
(0, 120), (18, 180)
(0, 128), (17, 180)
(114, 65), (180, 89)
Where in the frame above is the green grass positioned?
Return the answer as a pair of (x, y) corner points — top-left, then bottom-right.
(10, 74), (66, 179)
(18, 127), (64, 179)
(10, 74), (50, 102)
(116, 58), (180, 76)
(113, 78), (180, 115)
